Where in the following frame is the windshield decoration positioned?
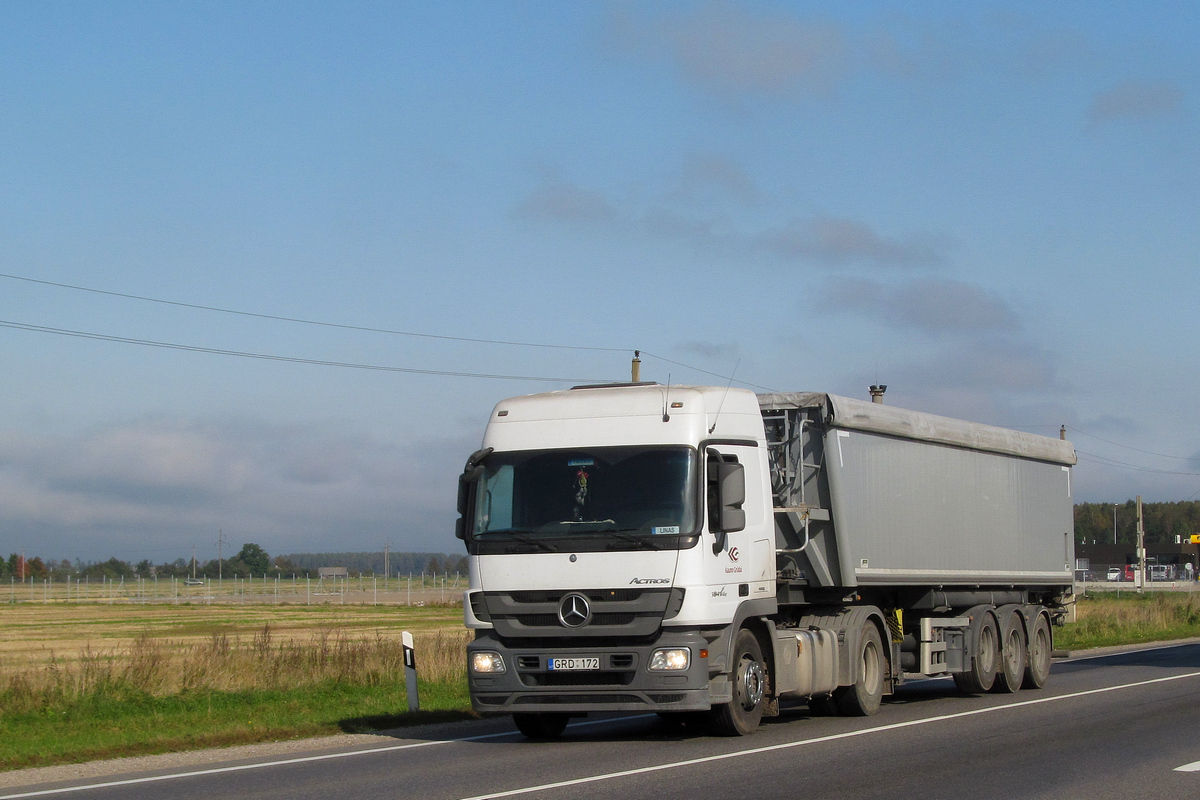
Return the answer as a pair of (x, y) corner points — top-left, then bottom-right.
(574, 466), (590, 520)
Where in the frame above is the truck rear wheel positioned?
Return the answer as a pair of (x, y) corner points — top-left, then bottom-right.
(834, 622), (884, 716)
(953, 611), (998, 694)
(709, 628), (767, 736)
(991, 614), (1026, 693)
(513, 712), (569, 740)
(1022, 614), (1053, 689)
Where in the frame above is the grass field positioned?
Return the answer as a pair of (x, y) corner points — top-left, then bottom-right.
(3, 590), (1199, 772)
(0, 603), (471, 770)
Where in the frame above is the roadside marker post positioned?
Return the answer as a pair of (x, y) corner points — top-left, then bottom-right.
(402, 630), (419, 712)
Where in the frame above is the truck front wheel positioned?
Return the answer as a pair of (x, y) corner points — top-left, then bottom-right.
(709, 628), (767, 736)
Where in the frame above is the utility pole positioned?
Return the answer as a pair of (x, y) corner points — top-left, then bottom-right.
(1113, 504), (1118, 545)
(218, 529), (227, 584)
(192, 544), (197, 580)
(1136, 496), (1145, 593)
(384, 539), (390, 589)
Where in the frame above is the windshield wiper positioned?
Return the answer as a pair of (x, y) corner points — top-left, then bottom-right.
(492, 531), (558, 552)
(600, 528), (662, 550)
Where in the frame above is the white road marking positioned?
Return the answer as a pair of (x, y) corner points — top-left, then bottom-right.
(458, 669), (1200, 800)
(0, 715), (653, 799)
(1176, 760), (1200, 772)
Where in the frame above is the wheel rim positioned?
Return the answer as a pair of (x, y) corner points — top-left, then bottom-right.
(1004, 630), (1022, 675)
(862, 639), (880, 693)
(738, 655), (765, 711)
(979, 623), (997, 674)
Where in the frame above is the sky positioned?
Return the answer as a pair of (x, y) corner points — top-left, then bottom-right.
(1, 1), (1198, 565)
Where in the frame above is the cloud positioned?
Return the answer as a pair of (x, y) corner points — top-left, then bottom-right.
(511, 181), (617, 222)
(513, 176), (944, 269)
(669, 154), (760, 206)
(760, 216), (944, 267)
(675, 340), (741, 363)
(608, 2), (846, 99)
(1088, 81), (1185, 124)
(820, 278), (1019, 334)
(905, 340), (1059, 393)
(0, 419), (469, 562)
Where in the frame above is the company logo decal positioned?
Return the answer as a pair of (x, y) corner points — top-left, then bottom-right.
(629, 577), (670, 585)
(557, 593), (592, 628)
(728, 546), (739, 562)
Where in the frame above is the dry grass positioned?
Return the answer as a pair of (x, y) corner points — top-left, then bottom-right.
(0, 603), (461, 672)
(1, 625), (470, 715)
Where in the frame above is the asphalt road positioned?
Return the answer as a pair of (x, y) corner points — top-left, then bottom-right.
(5, 642), (1199, 800)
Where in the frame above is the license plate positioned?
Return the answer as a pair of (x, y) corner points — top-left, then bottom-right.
(548, 657), (600, 671)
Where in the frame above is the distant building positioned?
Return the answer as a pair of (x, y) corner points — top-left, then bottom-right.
(317, 567), (348, 579)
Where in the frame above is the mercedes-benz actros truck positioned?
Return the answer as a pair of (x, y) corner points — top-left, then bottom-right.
(457, 382), (1075, 738)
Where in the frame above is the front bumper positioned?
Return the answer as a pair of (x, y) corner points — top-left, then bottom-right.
(467, 629), (717, 714)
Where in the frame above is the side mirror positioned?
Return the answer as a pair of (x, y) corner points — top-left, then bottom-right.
(456, 448), (493, 541)
(707, 452), (746, 554)
(717, 461), (747, 533)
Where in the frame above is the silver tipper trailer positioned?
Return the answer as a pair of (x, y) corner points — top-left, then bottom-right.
(760, 392), (1075, 722)
(460, 384), (1077, 738)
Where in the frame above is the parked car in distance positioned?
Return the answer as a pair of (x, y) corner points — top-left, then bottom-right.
(1149, 565), (1171, 582)
(1106, 567), (1123, 582)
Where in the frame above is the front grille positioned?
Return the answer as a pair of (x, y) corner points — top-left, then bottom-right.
(647, 693), (686, 703)
(610, 654), (634, 668)
(516, 656), (540, 669)
(484, 588), (672, 639)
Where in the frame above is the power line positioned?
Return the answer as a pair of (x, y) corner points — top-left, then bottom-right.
(0, 271), (627, 353)
(1076, 450), (1200, 477)
(1068, 425), (1195, 461)
(1, 270), (771, 389)
(0, 319), (606, 383)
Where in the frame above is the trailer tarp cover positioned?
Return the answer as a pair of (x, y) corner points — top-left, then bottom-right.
(758, 392), (1077, 466)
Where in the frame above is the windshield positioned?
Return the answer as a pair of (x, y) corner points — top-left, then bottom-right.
(472, 446), (697, 538)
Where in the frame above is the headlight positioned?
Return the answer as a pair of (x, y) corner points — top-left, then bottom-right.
(649, 648), (690, 671)
(472, 651), (506, 674)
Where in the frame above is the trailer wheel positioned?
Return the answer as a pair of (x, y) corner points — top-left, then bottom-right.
(834, 622), (884, 716)
(1022, 614), (1053, 689)
(953, 612), (998, 694)
(709, 628), (767, 736)
(513, 712), (569, 740)
(991, 614), (1026, 694)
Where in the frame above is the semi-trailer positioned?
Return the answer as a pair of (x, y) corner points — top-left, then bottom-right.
(457, 382), (1076, 738)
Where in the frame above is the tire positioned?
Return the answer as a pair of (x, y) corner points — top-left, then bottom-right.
(1022, 614), (1053, 689)
(513, 712), (569, 740)
(709, 628), (768, 736)
(991, 614), (1026, 694)
(953, 611), (998, 694)
(834, 622), (885, 716)
(807, 694), (839, 716)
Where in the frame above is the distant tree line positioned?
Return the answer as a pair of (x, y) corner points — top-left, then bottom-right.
(0, 546), (467, 582)
(1075, 500), (1200, 546)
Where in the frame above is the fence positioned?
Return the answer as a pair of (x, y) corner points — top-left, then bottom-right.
(3, 572), (465, 606)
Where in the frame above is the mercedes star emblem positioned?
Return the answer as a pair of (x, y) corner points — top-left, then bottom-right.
(557, 593), (592, 628)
